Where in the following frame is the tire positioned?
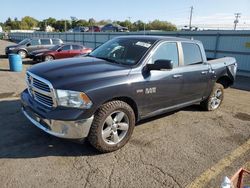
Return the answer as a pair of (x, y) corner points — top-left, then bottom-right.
(18, 50), (27, 59)
(44, 55), (54, 61)
(88, 100), (135, 153)
(201, 83), (224, 111)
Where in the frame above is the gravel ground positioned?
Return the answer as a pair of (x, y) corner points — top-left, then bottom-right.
(0, 39), (250, 188)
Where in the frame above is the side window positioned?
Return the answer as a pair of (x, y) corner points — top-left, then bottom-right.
(40, 39), (51, 45)
(182, 43), (203, 65)
(61, 45), (71, 51)
(72, 45), (82, 50)
(52, 39), (62, 45)
(30, 39), (40, 46)
(149, 42), (179, 67)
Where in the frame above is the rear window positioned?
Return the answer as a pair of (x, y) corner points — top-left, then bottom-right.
(40, 39), (51, 45)
(72, 45), (82, 50)
(52, 39), (62, 45)
(61, 45), (71, 51)
(182, 43), (203, 65)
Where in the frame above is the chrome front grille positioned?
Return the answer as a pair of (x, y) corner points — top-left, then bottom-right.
(26, 71), (55, 108)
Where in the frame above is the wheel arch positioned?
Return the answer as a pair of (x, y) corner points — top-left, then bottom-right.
(216, 75), (233, 88)
(101, 96), (139, 122)
(17, 48), (28, 54)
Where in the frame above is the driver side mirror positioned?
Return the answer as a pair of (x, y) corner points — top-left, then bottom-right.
(57, 48), (62, 52)
(26, 43), (31, 47)
(147, 59), (173, 71)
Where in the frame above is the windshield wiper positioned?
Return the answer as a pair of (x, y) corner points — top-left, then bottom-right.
(95, 56), (121, 64)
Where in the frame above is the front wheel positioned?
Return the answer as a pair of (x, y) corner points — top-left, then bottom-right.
(44, 55), (54, 61)
(88, 100), (135, 153)
(201, 83), (224, 111)
(18, 50), (27, 59)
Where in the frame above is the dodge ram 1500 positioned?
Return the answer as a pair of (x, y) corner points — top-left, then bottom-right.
(21, 36), (237, 152)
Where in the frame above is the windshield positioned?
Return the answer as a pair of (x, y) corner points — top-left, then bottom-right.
(89, 38), (156, 65)
(18, 39), (30, 45)
(49, 45), (61, 51)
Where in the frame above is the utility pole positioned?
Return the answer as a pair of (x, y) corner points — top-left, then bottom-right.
(64, 20), (67, 32)
(189, 6), (194, 30)
(234, 13), (241, 30)
(127, 17), (131, 30)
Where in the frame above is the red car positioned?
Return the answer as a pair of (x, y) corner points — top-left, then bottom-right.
(88, 26), (101, 32)
(30, 43), (92, 62)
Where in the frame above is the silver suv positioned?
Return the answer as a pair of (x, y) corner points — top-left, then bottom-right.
(5, 38), (63, 58)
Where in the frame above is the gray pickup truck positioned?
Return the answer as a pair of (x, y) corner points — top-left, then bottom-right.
(21, 36), (237, 152)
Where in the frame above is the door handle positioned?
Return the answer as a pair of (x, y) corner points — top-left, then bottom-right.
(173, 74), (183, 79)
(201, 71), (208, 75)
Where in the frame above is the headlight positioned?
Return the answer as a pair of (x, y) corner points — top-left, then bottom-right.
(8, 47), (15, 50)
(56, 90), (93, 109)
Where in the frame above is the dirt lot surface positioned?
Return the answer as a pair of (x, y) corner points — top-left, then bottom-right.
(0, 39), (250, 188)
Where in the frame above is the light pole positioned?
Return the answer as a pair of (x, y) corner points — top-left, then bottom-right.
(234, 13), (241, 30)
(189, 6), (194, 30)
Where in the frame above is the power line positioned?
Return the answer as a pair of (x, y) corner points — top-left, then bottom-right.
(189, 6), (194, 30)
(234, 13), (241, 30)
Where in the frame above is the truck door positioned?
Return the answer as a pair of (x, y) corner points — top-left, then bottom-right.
(180, 42), (210, 103)
(143, 42), (184, 113)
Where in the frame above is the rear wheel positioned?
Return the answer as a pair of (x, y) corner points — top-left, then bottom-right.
(18, 50), (27, 59)
(44, 55), (54, 61)
(201, 83), (224, 111)
(88, 100), (135, 153)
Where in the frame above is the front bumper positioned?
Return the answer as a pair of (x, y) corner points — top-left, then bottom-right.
(21, 88), (94, 140)
(22, 106), (93, 139)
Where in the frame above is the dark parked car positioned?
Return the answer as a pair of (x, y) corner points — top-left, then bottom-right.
(30, 43), (92, 62)
(88, 26), (101, 32)
(73, 26), (89, 32)
(101, 23), (128, 32)
(21, 36), (237, 152)
(5, 38), (63, 58)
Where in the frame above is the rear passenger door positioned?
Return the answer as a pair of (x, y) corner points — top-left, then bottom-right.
(71, 45), (83, 57)
(180, 42), (210, 103)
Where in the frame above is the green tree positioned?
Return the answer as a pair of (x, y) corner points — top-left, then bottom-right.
(147, 20), (177, 31)
(75, 19), (88, 27)
(21, 16), (38, 29)
(39, 17), (57, 31)
(53, 20), (71, 32)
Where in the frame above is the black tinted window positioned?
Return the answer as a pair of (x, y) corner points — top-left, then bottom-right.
(30, 39), (40, 45)
(89, 38), (155, 65)
(72, 45), (82, 50)
(182, 43), (202, 65)
(61, 45), (71, 51)
(40, 39), (51, 45)
(150, 42), (179, 67)
(52, 39), (62, 45)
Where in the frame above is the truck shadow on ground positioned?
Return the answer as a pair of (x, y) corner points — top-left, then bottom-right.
(0, 99), (207, 159)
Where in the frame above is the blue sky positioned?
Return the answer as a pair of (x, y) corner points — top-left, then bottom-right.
(1, 0), (250, 28)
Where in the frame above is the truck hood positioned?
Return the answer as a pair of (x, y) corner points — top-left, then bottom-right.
(28, 57), (131, 91)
